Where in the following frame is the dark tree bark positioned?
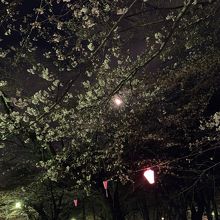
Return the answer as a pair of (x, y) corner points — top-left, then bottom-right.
(107, 182), (125, 220)
(92, 204), (96, 220)
(82, 199), (86, 220)
(213, 200), (219, 220)
(138, 197), (150, 220)
(33, 204), (49, 220)
(191, 202), (204, 220)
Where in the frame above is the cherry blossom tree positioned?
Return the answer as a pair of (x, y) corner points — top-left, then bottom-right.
(0, 0), (220, 219)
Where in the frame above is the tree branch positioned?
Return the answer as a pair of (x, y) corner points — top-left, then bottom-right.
(92, 0), (138, 56)
(104, 0), (193, 103)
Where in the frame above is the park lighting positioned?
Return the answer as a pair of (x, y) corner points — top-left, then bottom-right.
(113, 96), (123, 106)
(144, 169), (155, 184)
(161, 217), (165, 220)
(15, 201), (22, 209)
(71, 218), (76, 220)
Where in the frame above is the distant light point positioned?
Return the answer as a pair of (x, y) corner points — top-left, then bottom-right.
(15, 202), (22, 209)
(113, 96), (123, 106)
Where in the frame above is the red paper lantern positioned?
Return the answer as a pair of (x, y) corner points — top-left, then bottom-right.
(103, 180), (108, 197)
(73, 199), (78, 207)
(144, 169), (155, 184)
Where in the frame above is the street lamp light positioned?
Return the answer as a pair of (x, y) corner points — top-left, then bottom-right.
(113, 95), (123, 106)
(15, 202), (22, 209)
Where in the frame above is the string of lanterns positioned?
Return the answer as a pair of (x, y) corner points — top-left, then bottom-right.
(73, 168), (155, 207)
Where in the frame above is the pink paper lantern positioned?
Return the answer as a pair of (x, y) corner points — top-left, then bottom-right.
(73, 199), (78, 207)
(103, 180), (108, 189)
(144, 169), (155, 184)
(103, 180), (108, 197)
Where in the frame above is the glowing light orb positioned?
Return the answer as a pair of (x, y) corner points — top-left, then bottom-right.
(113, 97), (123, 106)
(15, 202), (22, 209)
(144, 169), (155, 184)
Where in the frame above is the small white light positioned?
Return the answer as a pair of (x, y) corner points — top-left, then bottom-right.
(212, 211), (215, 216)
(15, 202), (22, 209)
(114, 97), (123, 106)
(71, 218), (77, 220)
(161, 217), (165, 220)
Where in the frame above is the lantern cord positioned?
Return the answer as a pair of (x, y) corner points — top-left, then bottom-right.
(133, 147), (215, 174)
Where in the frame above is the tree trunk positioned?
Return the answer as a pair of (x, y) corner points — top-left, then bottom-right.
(92, 204), (96, 220)
(33, 204), (49, 220)
(191, 203), (204, 220)
(53, 208), (60, 220)
(213, 200), (219, 220)
(138, 197), (149, 220)
(83, 199), (86, 220)
(108, 183), (125, 220)
(111, 193), (125, 220)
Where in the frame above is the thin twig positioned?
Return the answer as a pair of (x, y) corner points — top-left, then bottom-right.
(92, 0), (139, 56)
(103, 0), (193, 103)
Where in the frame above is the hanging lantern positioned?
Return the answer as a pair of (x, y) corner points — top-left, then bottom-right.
(73, 199), (78, 207)
(103, 180), (108, 197)
(144, 169), (155, 184)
